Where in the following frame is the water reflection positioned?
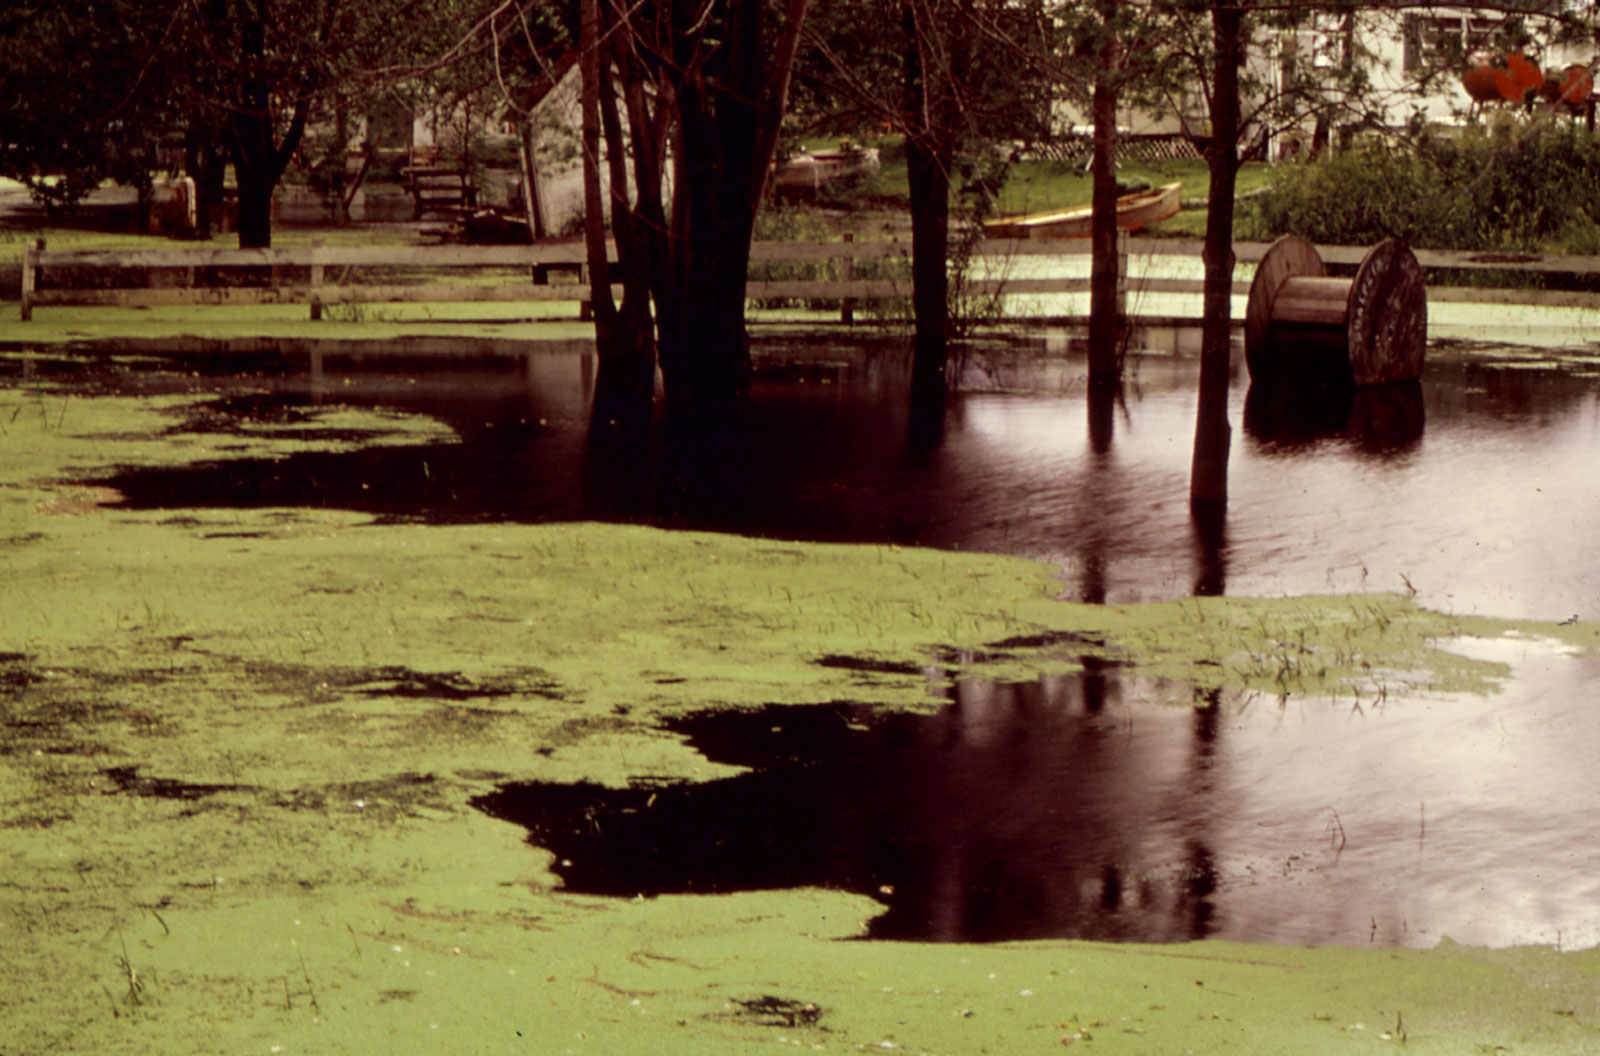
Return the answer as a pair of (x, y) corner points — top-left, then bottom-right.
(1244, 378), (1426, 454)
(473, 665), (1227, 944)
(474, 641), (1600, 948)
(10, 339), (1600, 619)
(10, 340), (1600, 947)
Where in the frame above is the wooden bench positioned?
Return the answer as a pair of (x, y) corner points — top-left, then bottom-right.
(405, 167), (476, 219)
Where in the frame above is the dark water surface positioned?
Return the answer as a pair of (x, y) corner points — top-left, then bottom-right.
(9, 337), (1600, 948)
(22, 338), (1600, 621)
(477, 640), (1600, 949)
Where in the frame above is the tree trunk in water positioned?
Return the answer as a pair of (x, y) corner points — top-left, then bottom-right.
(650, 0), (808, 451)
(906, 131), (952, 396)
(901, 1), (954, 398)
(580, 0), (655, 445)
(580, 0), (807, 481)
(1191, 501), (1227, 596)
(653, 119), (757, 512)
(1087, 13), (1121, 388)
(1189, 0), (1244, 516)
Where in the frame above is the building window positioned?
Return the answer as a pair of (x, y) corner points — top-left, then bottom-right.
(1404, 12), (1520, 73)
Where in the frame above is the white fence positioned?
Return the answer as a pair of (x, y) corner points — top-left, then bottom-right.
(18, 236), (1600, 323)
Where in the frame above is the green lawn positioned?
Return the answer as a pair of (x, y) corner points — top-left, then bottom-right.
(779, 143), (1275, 239)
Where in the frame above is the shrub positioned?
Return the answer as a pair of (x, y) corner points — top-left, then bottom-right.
(748, 203), (840, 309)
(1247, 118), (1600, 253)
(1245, 145), (1439, 246)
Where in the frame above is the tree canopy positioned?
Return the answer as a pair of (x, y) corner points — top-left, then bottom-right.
(0, 0), (505, 241)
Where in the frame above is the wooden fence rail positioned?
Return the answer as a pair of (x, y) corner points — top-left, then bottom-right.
(18, 235), (1600, 322)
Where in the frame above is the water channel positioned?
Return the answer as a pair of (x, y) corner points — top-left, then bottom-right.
(7, 336), (1599, 948)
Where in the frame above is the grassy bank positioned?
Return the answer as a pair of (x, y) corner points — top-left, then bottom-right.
(783, 149), (1267, 239)
(4, 370), (1600, 1055)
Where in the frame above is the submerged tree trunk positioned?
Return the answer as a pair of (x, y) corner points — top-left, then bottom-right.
(649, 0), (808, 427)
(1087, 7), (1122, 389)
(900, 0), (976, 402)
(906, 128), (953, 395)
(1189, 0), (1244, 515)
(580, 0), (655, 442)
(577, 0), (807, 475)
(902, 0), (954, 396)
(654, 106), (762, 429)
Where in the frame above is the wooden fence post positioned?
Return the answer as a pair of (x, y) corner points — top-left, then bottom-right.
(840, 233), (855, 325)
(19, 238), (43, 321)
(309, 237), (325, 321)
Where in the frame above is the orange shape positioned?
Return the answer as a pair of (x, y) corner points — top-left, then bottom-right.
(1560, 64), (1593, 105)
(1462, 64), (1500, 102)
(1507, 52), (1543, 94)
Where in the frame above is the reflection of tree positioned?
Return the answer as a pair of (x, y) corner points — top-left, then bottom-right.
(862, 670), (1222, 942)
(1074, 385), (1119, 603)
(1087, 384), (1117, 456)
(906, 366), (948, 458)
(1181, 690), (1222, 938)
(473, 667), (1227, 944)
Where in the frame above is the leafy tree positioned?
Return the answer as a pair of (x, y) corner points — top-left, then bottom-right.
(798, 0), (1053, 398)
(0, 0), (495, 246)
(189, 0), (490, 247)
(0, 1), (175, 215)
(578, 0), (811, 452)
(479, 5), (577, 238)
(1014, 1), (1194, 387)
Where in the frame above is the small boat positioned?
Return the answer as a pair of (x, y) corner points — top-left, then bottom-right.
(772, 145), (881, 192)
(984, 182), (1183, 240)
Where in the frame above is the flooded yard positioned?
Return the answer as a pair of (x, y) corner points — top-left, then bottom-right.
(3, 335), (1599, 1055)
(37, 335), (1600, 622)
(478, 639), (1600, 951)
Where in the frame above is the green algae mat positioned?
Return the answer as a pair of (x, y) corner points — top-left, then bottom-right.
(3, 374), (1599, 1055)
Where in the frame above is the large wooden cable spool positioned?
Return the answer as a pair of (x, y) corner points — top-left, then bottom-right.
(1245, 235), (1427, 386)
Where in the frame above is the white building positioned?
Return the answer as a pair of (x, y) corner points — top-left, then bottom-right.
(1057, 6), (1596, 159)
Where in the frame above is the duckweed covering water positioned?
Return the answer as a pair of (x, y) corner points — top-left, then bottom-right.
(3, 378), (1599, 1054)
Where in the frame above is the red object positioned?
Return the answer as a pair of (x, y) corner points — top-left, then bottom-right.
(1462, 63), (1500, 103)
(1493, 52), (1543, 102)
(1557, 64), (1593, 106)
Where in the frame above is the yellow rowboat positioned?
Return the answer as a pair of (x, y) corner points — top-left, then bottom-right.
(983, 182), (1183, 240)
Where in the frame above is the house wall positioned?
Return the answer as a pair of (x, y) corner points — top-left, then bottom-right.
(1049, 7), (1595, 157)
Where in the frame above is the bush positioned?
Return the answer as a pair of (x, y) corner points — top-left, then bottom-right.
(748, 203), (839, 309)
(1245, 145), (1433, 246)
(1247, 119), (1600, 253)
